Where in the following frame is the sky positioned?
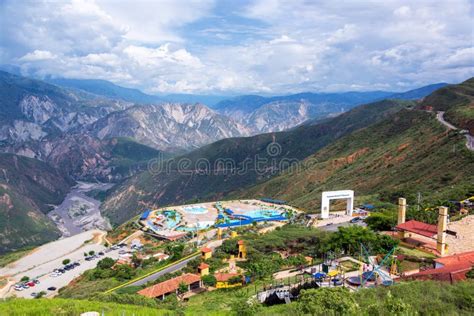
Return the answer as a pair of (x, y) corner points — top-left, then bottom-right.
(1, 0), (473, 95)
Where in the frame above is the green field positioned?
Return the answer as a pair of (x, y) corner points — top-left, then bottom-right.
(0, 298), (170, 316)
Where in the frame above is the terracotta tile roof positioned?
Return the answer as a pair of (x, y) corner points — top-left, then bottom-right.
(137, 273), (201, 298)
(201, 247), (212, 253)
(215, 272), (239, 282)
(396, 220), (438, 238)
(407, 264), (472, 283)
(198, 263), (209, 269)
(435, 251), (474, 267)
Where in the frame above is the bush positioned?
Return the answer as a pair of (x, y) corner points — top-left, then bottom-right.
(97, 257), (115, 270)
(201, 274), (216, 287)
(62, 259), (71, 265)
(297, 287), (359, 315)
(365, 212), (396, 231)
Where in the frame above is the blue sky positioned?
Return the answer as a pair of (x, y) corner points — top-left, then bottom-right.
(1, 0), (473, 94)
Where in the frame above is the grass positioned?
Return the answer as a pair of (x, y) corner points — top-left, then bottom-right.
(397, 245), (436, 259)
(339, 260), (360, 272)
(0, 298), (171, 316)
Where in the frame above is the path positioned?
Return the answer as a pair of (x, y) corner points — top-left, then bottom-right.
(126, 239), (223, 287)
(128, 254), (199, 287)
(436, 111), (474, 151)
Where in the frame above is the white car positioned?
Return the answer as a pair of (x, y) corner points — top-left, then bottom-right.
(14, 286), (24, 291)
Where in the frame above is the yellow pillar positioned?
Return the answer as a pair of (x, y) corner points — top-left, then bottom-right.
(437, 206), (448, 256)
(397, 198), (407, 239)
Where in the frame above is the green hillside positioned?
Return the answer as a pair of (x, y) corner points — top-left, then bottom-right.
(0, 298), (170, 316)
(102, 99), (411, 224)
(0, 154), (73, 254)
(235, 108), (474, 211)
(420, 77), (474, 133)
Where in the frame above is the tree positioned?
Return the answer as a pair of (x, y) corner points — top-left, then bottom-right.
(201, 274), (216, 287)
(365, 213), (396, 231)
(62, 259), (71, 265)
(131, 253), (142, 268)
(115, 264), (135, 281)
(88, 250), (95, 256)
(97, 257), (115, 270)
(177, 281), (188, 298)
(297, 287), (359, 315)
(20, 276), (29, 282)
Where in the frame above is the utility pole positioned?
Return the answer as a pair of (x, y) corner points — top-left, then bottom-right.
(417, 192), (421, 212)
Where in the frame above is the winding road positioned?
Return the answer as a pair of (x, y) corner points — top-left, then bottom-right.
(436, 111), (474, 151)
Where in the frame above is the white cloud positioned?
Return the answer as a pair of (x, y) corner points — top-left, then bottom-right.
(19, 50), (56, 61)
(0, 0), (473, 94)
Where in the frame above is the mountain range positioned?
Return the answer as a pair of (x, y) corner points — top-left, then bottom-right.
(0, 69), (466, 253)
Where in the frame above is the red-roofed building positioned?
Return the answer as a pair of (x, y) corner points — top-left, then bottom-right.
(198, 263), (210, 276)
(215, 272), (242, 288)
(434, 251), (474, 269)
(201, 247), (212, 260)
(404, 251), (474, 283)
(137, 273), (202, 300)
(396, 220), (438, 238)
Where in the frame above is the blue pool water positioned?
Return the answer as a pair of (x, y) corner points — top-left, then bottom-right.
(162, 211), (181, 229)
(244, 209), (283, 219)
(176, 221), (214, 231)
(183, 206), (208, 214)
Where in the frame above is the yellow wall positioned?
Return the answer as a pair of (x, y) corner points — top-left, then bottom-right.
(216, 281), (242, 289)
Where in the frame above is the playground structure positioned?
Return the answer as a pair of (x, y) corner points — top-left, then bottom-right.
(138, 199), (295, 240)
(320, 190), (354, 219)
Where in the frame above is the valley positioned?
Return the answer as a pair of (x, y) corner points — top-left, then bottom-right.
(48, 182), (113, 237)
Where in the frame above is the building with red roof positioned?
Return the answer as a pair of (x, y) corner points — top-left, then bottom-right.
(137, 273), (202, 300)
(404, 251), (474, 283)
(396, 220), (438, 238)
(215, 272), (243, 289)
(434, 251), (474, 269)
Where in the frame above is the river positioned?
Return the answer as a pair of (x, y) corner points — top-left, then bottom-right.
(48, 181), (114, 237)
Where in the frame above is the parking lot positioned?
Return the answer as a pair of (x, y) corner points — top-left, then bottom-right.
(0, 230), (125, 299)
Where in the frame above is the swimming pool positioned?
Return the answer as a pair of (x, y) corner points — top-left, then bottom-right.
(176, 220), (214, 231)
(244, 209), (283, 219)
(161, 210), (181, 229)
(183, 206), (208, 214)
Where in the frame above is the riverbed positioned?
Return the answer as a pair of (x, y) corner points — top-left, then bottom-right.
(48, 182), (114, 237)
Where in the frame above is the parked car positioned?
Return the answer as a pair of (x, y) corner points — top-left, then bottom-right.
(350, 217), (361, 223)
(26, 281), (35, 287)
(33, 279), (40, 284)
(30, 292), (38, 297)
(47, 287), (57, 291)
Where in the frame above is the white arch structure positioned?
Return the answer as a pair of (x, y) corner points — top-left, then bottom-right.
(321, 190), (354, 219)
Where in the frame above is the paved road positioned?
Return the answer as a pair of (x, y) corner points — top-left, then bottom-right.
(319, 221), (366, 232)
(436, 111), (473, 151)
(127, 239), (223, 287)
(128, 254), (200, 287)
